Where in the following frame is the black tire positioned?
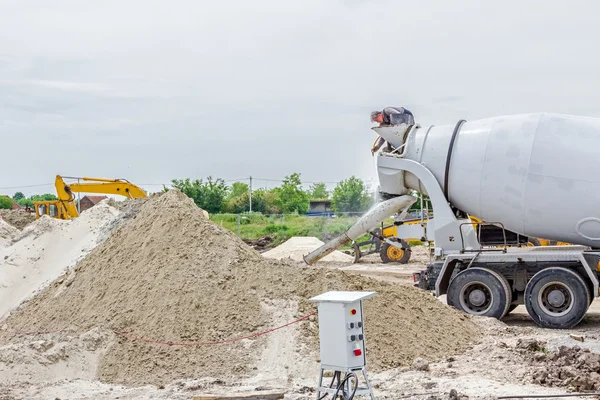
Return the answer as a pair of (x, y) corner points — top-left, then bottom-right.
(447, 267), (511, 319)
(380, 239), (411, 264)
(527, 237), (541, 247)
(524, 267), (590, 329)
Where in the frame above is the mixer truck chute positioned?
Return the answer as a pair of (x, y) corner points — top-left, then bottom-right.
(306, 113), (600, 329)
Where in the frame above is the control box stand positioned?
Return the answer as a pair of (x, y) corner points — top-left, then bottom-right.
(309, 291), (376, 399)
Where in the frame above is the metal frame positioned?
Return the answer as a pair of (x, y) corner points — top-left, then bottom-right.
(459, 221), (508, 253)
(434, 249), (600, 298)
(376, 156), (480, 253)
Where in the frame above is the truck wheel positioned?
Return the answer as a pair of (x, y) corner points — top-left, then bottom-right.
(524, 267), (590, 329)
(447, 267), (511, 319)
(527, 238), (541, 247)
(380, 239), (411, 264)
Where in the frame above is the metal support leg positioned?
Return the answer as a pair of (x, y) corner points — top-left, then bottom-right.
(316, 368), (324, 400)
(362, 368), (376, 400)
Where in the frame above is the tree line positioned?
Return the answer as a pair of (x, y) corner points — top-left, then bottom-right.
(2, 173), (428, 214)
(0, 192), (57, 210)
(167, 173), (374, 214)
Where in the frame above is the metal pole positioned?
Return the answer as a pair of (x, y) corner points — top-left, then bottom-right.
(77, 178), (81, 213)
(237, 214), (241, 236)
(249, 176), (253, 212)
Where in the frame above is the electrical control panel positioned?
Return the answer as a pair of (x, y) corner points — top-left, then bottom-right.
(309, 291), (376, 370)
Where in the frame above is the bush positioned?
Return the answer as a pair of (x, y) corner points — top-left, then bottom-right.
(264, 224), (289, 234)
(0, 197), (14, 210)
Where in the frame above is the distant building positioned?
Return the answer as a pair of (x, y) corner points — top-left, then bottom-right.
(79, 195), (108, 212)
(307, 199), (332, 216)
(1, 195), (22, 210)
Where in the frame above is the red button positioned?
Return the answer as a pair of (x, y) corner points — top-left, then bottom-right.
(350, 309), (357, 315)
(353, 349), (362, 356)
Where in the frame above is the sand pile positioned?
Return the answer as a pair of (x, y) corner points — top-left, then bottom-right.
(0, 218), (19, 248)
(263, 236), (354, 262)
(0, 209), (35, 230)
(2, 190), (481, 387)
(0, 201), (123, 321)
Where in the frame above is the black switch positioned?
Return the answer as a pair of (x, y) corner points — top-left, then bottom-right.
(357, 322), (362, 328)
(358, 334), (364, 340)
(350, 335), (356, 341)
(349, 322), (355, 329)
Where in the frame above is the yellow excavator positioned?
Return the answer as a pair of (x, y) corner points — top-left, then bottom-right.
(34, 175), (147, 220)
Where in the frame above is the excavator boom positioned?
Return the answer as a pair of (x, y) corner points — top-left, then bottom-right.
(35, 175), (147, 220)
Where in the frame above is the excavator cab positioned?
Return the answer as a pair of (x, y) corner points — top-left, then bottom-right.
(34, 200), (69, 220)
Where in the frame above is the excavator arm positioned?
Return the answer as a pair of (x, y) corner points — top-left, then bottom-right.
(36, 175), (147, 220)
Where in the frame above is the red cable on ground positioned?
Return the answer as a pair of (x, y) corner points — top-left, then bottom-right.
(111, 312), (316, 347)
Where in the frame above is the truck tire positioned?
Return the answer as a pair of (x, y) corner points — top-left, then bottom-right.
(380, 239), (411, 264)
(524, 267), (590, 329)
(447, 267), (511, 319)
(527, 238), (541, 247)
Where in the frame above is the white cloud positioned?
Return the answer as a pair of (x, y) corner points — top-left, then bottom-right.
(1, 0), (600, 195)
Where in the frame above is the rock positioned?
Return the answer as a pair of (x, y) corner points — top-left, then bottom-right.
(422, 381), (437, 389)
(516, 338), (546, 351)
(559, 366), (577, 379)
(532, 370), (548, 384)
(412, 357), (430, 371)
(569, 334), (584, 342)
(533, 353), (546, 362)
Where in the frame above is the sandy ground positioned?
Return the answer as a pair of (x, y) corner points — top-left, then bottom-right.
(3, 303), (599, 400)
(0, 203), (122, 321)
(1, 238), (599, 400)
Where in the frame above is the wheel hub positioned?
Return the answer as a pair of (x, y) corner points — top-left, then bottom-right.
(468, 289), (486, 307)
(387, 246), (404, 260)
(539, 282), (573, 315)
(460, 282), (493, 315)
(547, 289), (566, 308)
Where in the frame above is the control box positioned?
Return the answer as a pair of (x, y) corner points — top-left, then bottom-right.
(309, 291), (376, 370)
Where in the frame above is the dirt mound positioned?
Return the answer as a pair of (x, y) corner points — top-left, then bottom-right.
(0, 210), (35, 230)
(0, 218), (19, 248)
(263, 236), (354, 262)
(242, 235), (274, 252)
(2, 190), (481, 387)
(517, 339), (600, 391)
(0, 203), (124, 321)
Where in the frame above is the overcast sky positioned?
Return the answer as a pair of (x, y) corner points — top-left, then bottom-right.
(1, 0), (600, 196)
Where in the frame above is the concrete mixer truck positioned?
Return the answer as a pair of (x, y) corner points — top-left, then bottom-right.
(305, 112), (600, 329)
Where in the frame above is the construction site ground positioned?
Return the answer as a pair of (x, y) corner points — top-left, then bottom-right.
(1, 198), (599, 400)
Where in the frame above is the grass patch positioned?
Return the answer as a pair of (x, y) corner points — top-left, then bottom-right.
(209, 213), (407, 247)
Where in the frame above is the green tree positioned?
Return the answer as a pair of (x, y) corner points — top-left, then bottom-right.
(17, 193), (58, 208)
(277, 173), (309, 214)
(309, 182), (329, 199)
(264, 188), (282, 214)
(12, 192), (25, 201)
(229, 182), (249, 199)
(171, 177), (229, 213)
(331, 176), (372, 213)
(0, 197), (13, 210)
